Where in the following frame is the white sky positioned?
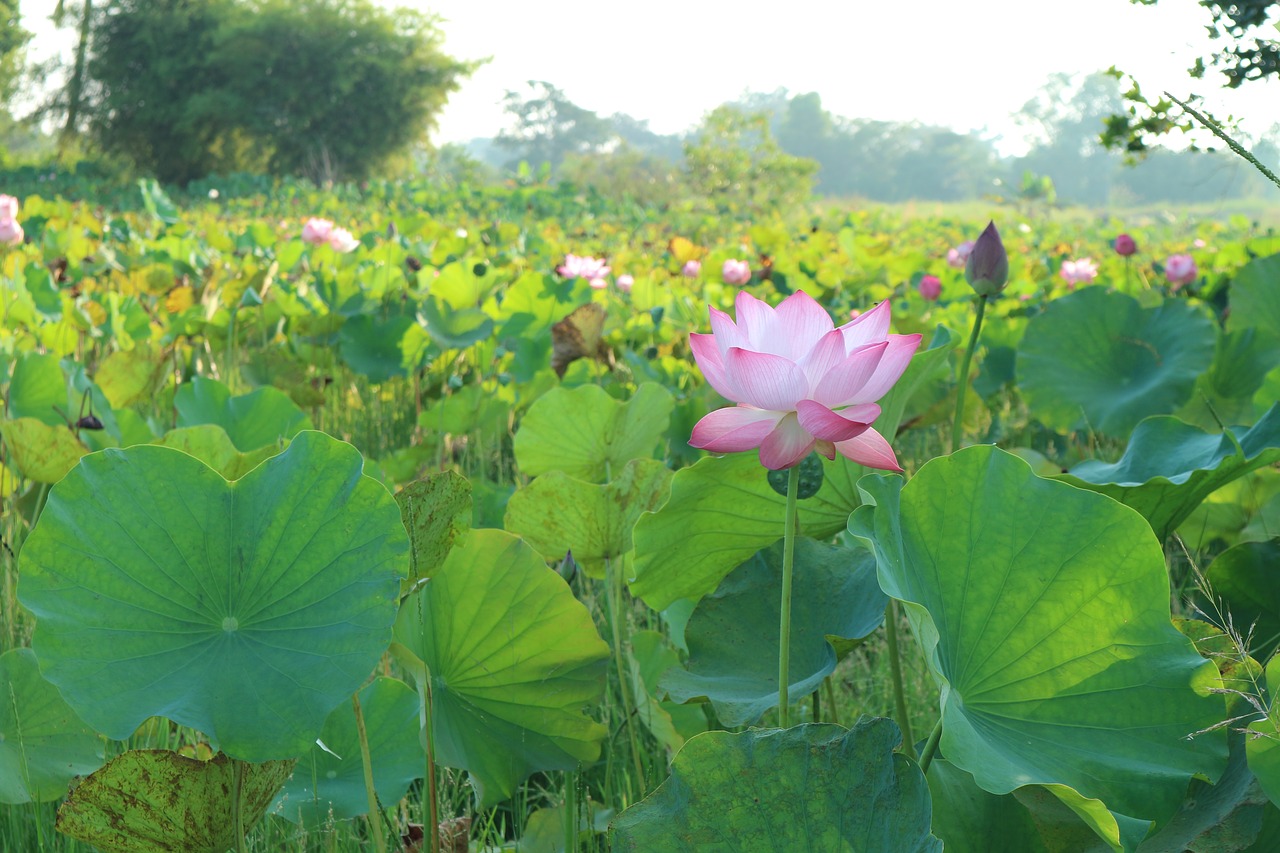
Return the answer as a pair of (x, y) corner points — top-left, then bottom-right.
(18, 0), (1280, 154)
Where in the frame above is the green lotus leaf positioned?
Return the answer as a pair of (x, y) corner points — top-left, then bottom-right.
(1060, 404), (1280, 541)
(850, 446), (1228, 851)
(1016, 288), (1216, 437)
(392, 528), (609, 807)
(94, 346), (165, 409)
(629, 630), (707, 753)
(611, 719), (940, 852)
(396, 471), (473, 583)
(174, 375), (312, 451)
(337, 311), (419, 382)
(504, 458), (672, 577)
(0, 648), (103, 804)
(1228, 252), (1280, 341)
(517, 803), (613, 853)
(151, 424), (283, 480)
(514, 382), (673, 483)
(271, 677), (422, 827)
(55, 750), (295, 853)
(7, 352), (65, 425)
(629, 452), (861, 610)
(659, 538), (886, 726)
(420, 295), (494, 350)
(927, 759), (1049, 853)
(1182, 328), (1280, 428)
(0, 418), (87, 483)
(1248, 654), (1280, 810)
(1205, 540), (1280, 660)
(18, 431), (407, 761)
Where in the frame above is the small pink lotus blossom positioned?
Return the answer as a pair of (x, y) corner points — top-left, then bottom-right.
(328, 227), (360, 253)
(0, 218), (22, 246)
(1165, 254), (1197, 287)
(616, 274), (634, 293)
(558, 254), (611, 291)
(301, 217), (334, 245)
(722, 259), (751, 285)
(946, 241), (974, 269)
(689, 291), (922, 472)
(0, 195), (19, 222)
(1114, 234), (1137, 256)
(1193, 238), (1207, 249)
(682, 259), (702, 278)
(1059, 258), (1098, 287)
(918, 275), (942, 301)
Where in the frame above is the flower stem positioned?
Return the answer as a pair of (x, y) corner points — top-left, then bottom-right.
(885, 601), (916, 759)
(918, 718), (944, 776)
(232, 759), (248, 853)
(951, 294), (988, 453)
(778, 464), (800, 728)
(353, 692), (387, 853)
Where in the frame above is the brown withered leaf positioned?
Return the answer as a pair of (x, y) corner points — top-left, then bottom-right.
(551, 302), (614, 377)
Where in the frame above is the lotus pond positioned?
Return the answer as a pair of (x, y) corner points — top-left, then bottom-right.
(1, 180), (1280, 852)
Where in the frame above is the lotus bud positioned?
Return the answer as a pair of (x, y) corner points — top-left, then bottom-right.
(964, 221), (1008, 297)
(918, 274), (942, 301)
(1113, 233), (1137, 256)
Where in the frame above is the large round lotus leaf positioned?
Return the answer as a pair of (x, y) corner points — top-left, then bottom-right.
(0, 648), (103, 804)
(55, 750), (295, 853)
(396, 471), (473, 583)
(504, 458), (672, 577)
(420, 295), (495, 350)
(927, 759), (1049, 853)
(391, 528), (609, 807)
(629, 452), (862, 610)
(174, 375), (312, 451)
(337, 311), (418, 382)
(659, 538), (886, 726)
(0, 417), (86, 483)
(1248, 654), (1280, 809)
(1183, 328), (1280, 428)
(513, 382), (673, 483)
(272, 677), (422, 827)
(611, 719), (940, 852)
(18, 431), (407, 761)
(1228, 252), (1280, 341)
(1061, 405), (1280, 541)
(94, 347), (165, 410)
(151, 424), (283, 480)
(849, 446), (1228, 851)
(1205, 540), (1280, 660)
(1016, 288), (1216, 437)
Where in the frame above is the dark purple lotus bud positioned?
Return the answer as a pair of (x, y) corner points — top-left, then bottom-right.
(964, 221), (1009, 297)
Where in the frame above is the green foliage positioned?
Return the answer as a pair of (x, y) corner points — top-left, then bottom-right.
(612, 719), (941, 851)
(83, 0), (474, 183)
(683, 106), (818, 213)
(0, 0), (30, 104)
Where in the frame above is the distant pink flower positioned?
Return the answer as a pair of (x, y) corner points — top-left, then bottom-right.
(301, 217), (334, 245)
(1114, 234), (1137, 256)
(616, 274), (634, 293)
(558, 254), (611, 290)
(918, 274), (942, 301)
(0, 195), (18, 222)
(688, 291), (922, 472)
(328, 228), (360, 253)
(722, 259), (751, 285)
(682, 259), (702, 278)
(1059, 258), (1098, 287)
(946, 241), (974, 269)
(1193, 238), (1207, 249)
(0, 218), (22, 246)
(1165, 254), (1197, 287)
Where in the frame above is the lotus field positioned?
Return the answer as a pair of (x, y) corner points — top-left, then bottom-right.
(2, 179), (1280, 852)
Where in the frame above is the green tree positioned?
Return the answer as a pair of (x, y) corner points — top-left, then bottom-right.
(495, 81), (612, 172)
(0, 0), (31, 104)
(82, 0), (473, 183)
(683, 106), (817, 213)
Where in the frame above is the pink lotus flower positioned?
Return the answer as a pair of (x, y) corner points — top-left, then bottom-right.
(1059, 258), (1098, 287)
(918, 274), (942, 301)
(682, 259), (702, 278)
(1114, 234), (1137, 256)
(558, 254), (611, 290)
(301, 217), (334, 245)
(0, 218), (22, 246)
(616, 274), (634, 293)
(722, 259), (751, 285)
(689, 291), (921, 471)
(946, 241), (974, 269)
(1165, 254), (1197, 287)
(328, 227), (360, 253)
(0, 194), (19, 222)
